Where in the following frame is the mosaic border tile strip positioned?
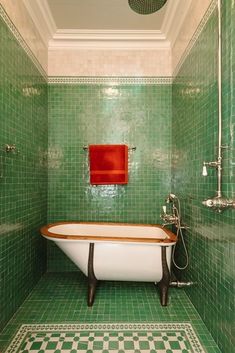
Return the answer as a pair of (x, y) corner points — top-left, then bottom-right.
(173, 0), (217, 77)
(48, 76), (173, 85)
(0, 4), (47, 80)
(5, 323), (205, 353)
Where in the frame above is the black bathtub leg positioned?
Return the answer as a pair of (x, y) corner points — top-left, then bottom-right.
(87, 243), (98, 307)
(158, 246), (170, 306)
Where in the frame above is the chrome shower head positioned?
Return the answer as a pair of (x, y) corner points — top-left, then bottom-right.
(128, 0), (167, 15)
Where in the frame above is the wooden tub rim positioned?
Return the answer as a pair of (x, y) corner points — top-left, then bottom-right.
(40, 221), (177, 244)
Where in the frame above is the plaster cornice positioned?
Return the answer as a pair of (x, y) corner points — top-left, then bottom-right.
(22, 0), (190, 51)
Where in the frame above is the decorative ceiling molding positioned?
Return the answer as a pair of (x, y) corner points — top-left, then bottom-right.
(23, 0), (56, 46)
(173, 0), (217, 77)
(162, 0), (193, 47)
(0, 4), (47, 79)
(49, 29), (170, 50)
(22, 0), (191, 51)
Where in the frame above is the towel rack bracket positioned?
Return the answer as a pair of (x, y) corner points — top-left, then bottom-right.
(83, 145), (136, 151)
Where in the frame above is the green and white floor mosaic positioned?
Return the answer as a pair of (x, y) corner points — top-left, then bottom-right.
(5, 323), (205, 353)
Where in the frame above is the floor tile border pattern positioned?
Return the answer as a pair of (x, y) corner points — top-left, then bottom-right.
(5, 323), (205, 353)
(0, 4), (47, 79)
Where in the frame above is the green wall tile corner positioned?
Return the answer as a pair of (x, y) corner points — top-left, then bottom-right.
(172, 3), (235, 353)
(0, 14), (48, 331)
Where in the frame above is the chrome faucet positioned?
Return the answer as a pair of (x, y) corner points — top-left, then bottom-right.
(161, 201), (178, 227)
(161, 194), (189, 229)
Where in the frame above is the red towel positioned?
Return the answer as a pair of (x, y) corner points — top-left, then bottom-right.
(89, 144), (128, 185)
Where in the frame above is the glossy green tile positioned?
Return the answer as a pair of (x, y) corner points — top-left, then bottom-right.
(0, 10), (48, 331)
(172, 3), (235, 353)
(0, 273), (221, 352)
(0, 1), (234, 353)
(47, 84), (172, 271)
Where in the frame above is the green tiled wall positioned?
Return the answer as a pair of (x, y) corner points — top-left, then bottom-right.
(0, 13), (48, 330)
(1, 1), (234, 352)
(172, 3), (235, 353)
(48, 83), (172, 270)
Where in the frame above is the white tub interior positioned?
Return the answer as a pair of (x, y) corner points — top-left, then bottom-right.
(48, 223), (168, 240)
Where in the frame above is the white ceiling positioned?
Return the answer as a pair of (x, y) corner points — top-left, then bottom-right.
(23, 0), (193, 50)
(46, 0), (168, 30)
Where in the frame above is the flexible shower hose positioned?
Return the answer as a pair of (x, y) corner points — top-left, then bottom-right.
(171, 197), (189, 270)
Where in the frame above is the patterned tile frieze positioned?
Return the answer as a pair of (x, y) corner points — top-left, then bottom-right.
(48, 76), (173, 85)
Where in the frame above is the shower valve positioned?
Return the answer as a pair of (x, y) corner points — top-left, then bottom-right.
(202, 196), (235, 212)
(5, 144), (17, 153)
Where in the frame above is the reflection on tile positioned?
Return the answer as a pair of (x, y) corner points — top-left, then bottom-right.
(48, 83), (172, 271)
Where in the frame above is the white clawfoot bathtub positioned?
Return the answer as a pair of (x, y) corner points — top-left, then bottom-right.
(40, 222), (177, 306)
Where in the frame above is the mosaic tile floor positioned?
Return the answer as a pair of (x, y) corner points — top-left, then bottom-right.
(0, 272), (221, 353)
(5, 323), (205, 353)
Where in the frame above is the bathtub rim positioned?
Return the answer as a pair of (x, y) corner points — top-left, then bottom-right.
(40, 221), (177, 245)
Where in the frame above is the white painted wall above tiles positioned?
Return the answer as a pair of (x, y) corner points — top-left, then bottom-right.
(48, 48), (172, 77)
(1, 0), (213, 77)
(47, 0), (212, 77)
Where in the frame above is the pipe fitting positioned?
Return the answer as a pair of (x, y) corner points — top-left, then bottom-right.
(161, 213), (178, 225)
(170, 281), (194, 288)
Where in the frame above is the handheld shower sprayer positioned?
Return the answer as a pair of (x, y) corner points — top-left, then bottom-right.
(161, 194), (189, 270)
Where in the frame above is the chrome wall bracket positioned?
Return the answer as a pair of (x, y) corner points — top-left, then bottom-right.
(5, 144), (18, 153)
(202, 160), (221, 176)
(83, 146), (136, 151)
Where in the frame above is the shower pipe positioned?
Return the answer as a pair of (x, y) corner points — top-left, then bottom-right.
(202, 0), (235, 212)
